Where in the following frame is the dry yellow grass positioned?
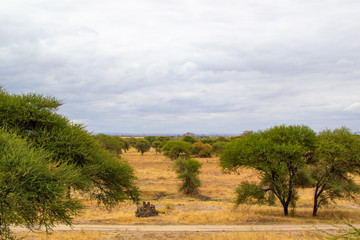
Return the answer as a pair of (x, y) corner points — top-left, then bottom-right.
(72, 147), (360, 226)
(16, 147), (360, 239)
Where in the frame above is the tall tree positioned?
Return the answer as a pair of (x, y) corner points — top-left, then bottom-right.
(220, 125), (316, 216)
(0, 89), (140, 229)
(310, 127), (360, 216)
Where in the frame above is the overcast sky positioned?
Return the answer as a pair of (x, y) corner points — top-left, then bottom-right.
(1, 0), (360, 134)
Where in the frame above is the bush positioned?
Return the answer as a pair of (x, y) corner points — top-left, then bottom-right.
(174, 158), (202, 195)
(193, 142), (212, 158)
(162, 140), (193, 160)
(212, 141), (228, 156)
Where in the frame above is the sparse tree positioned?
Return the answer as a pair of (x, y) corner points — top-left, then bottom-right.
(135, 139), (151, 155)
(220, 125), (316, 216)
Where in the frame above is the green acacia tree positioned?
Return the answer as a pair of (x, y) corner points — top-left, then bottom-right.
(94, 134), (125, 155)
(174, 158), (202, 195)
(152, 140), (163, 154)
(0, 130), (83, 238)
(162, 140), (193, 160)
(0, 89), (140, 233)
(310, 127), (360, 216)
(135, 139), (151, 155)
(220, 125), (316, 216)
(144, 136), (156, 146)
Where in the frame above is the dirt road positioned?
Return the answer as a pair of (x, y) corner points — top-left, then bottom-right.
(12, 224), (360, 233)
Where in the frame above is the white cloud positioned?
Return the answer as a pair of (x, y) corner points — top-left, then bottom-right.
(1, 0), (360, 133)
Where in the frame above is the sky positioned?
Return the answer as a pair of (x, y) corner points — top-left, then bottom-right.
(1, 0), (360, 135)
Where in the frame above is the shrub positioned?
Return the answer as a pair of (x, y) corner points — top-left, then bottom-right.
(162, 140), (193, 160)
(193, 142), (212, 158)
(174, 158), (202, 195)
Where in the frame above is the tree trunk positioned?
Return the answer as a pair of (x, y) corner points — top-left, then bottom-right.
(313, 188), (319, 217)
(283, 203), (289, 216)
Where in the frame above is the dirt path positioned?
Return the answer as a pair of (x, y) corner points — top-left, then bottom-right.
(12, 224), (360, 233)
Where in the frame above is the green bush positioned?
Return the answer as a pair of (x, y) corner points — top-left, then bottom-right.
(174, 158), (202, 195)
(162, 140), (193, 160)
(0, 130), (83, 238)
(135, 139), (151, 155)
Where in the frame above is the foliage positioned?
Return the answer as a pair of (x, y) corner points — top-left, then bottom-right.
(162, 140), (193, 160)
(0, 130), (83, 238)
(152, 140), (163, 154)
(215, 136), (230, 142)
(144, 136), (156, 146)
(135, 139), (151, 155)
(211, 141), (228, 156)
(127, 137), (138, 147)
(0, 89), (140, 234)
(94, 134), (125, 155)
(309, 127), (360, 216)
(156, 136), (171, 142)
(182, 135), (197, 144)
(220, 125), (316, 216)
(235, 182), (275, 205)
(192, 142), (212, 158)
(119, 138), (131, 152)
(200, 138), (216, 145)
(174, 158), (202, 195)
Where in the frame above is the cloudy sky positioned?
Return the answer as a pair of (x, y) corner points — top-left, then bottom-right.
(1, 0), (360, 134)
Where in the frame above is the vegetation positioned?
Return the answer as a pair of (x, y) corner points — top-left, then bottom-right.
(181, 135), (197, 144)
(135, 139), (151, 155)
(193, 142), (212, 158)
(144, 136), (157, 146)
(0, 130), (83, 238)
(0, 89), (139, 237)
(174, 158), (202, 195)
(152, 140), (163, 154)
(220, 125), (316, 216)
(94, 133), (124, 155)
(162, 140), (193, 160)
(309, 127), (360, 216)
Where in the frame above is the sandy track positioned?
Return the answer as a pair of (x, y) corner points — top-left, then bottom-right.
(12, 224), (360, 233)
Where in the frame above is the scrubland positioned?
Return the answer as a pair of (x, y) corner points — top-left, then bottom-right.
(19, 147), (360, 239)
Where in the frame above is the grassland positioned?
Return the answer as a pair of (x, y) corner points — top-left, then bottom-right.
(18, 147), (360, 239)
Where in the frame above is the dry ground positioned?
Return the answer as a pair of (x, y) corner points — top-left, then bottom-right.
(18, 147), (360, 239)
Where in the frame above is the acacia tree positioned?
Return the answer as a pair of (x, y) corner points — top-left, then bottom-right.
(0, 89), (140, 233)
(135, 139), (151, 155)
(310, 127), (360, 216)
(0, 130), (83, 238)
(220, 125), (316, 216)
(94, 134), (125, 155)
(162, 140), (193, 160)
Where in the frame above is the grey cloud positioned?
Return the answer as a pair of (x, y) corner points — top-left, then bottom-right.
(1, 0), (360, 133)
